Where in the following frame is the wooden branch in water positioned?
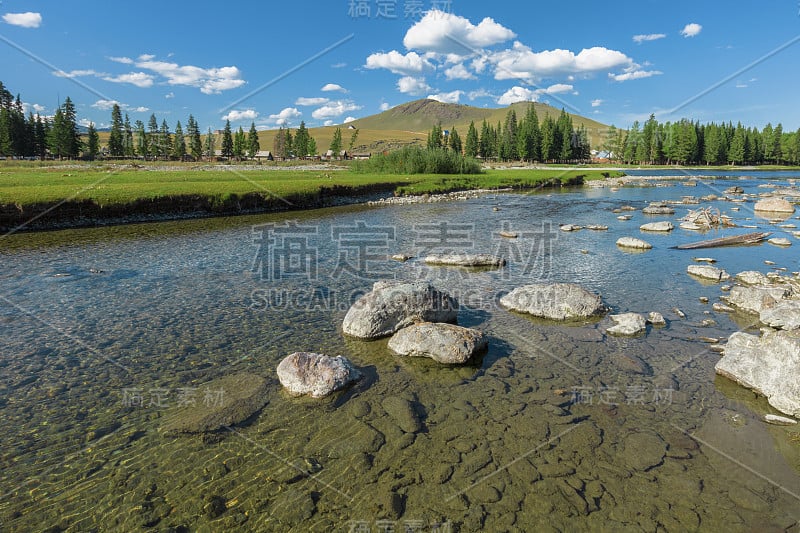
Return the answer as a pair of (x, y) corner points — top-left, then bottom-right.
(675, 232), (771, 250)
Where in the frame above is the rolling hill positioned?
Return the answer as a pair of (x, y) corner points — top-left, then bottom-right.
(258, 99), (611, 155)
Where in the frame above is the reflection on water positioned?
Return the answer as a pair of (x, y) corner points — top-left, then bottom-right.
(1, 175), (799, 531)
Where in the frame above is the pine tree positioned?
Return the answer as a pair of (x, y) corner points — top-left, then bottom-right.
(465, 120), (479, 158)
(85, 122), (99, 160)
(204, 127), (216, 159)
(135, 120), (148, 158)
(427, 124), (443, 149)
(329, 127), (343, 157)
(348, 128), (360, 153)
(51, 97), (81, 159)
(233, 126), (246, 160)
(160, 120), (172, 159)
(449, 127), (462, 154)
(187, 115), (203, 160)
(147, 114), (159, 158)
(221, 120), (234, 158)
(728, 124), (746, 165)
(172, 121), (186, 160)
(108, 104), (124, 156)
(123, 114), (134, 157)
(273, 127), (288, 159)
(294, 121), (310, 157)
(307, 137), (317, 157)
(34, 114), (47, 159)
(247, 122), (260, 159)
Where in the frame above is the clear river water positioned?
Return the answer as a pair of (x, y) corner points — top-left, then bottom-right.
(1, 171), (799, 532)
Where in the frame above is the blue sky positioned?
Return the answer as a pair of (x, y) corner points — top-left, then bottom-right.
(1, 0), (799, 133)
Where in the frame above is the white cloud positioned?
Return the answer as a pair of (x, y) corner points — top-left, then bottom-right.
(109, 56), (134, 64)
(444, 63), (475, 81)
(312, 100), (362, 120)
(465, 89), (492, 101)
(380, 102), (391, 111)
(165, 92), (175, 99)
(92, 99), (122, 110)
(497, 86), (539, 105)
(21, 102), (46, 114)
(633, 33), (666, 44)
(609, 69), (662, 82)
(403, 10), (516, 54)
(134, 59), (245, 94)
(541, 83), (575, 95)
(321, 83), (348, 93)
(138, 54), (156, 61)
(223, 109), (259, 122)
(343, 117), (357, 124)
(296, 97), (330, 106)
(397, 76), (431, 96)
(364, 50), (432, 75)
(591, 99), (603, 107)
(53, 69), (103, 78)
(331, 62), (347, 69)
(427, 90), (463, 104)
(2, 12), (42, 28)
(490, 42), (632, 81)
(102, 72), (155, 88)
(324, 120), (334, 127)
(132, 106), (149, 113)
(681, 23), (702, 38)
(269, 107), (302, 126)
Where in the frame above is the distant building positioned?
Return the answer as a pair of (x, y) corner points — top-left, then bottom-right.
(254, 150), (274, 161)
(351, 152), (371, 160)
(324, 149), (349, 160)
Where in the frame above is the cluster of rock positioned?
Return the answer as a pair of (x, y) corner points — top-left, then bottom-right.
(713, 268), (800, 420)
(367, 189), (503, 206)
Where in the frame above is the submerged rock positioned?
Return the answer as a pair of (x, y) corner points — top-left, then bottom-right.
(160, 373), (269, 436)
(606, 313), (647, 336)
(277, 352), (361, 398)
(716, 330), (800, 418)
(616, 237), (652, 250)
(342, 281), (458, 339)
(500, 283), (606, 321)
(754, 197), (795, 213)
(723, 285), (789, 314)
(764, 414), (798, 425)
(642, 204), (676, 215)
(424, 253), (505, 267)
(387, 322), (487, 364)
(687, 265), (730, 282)
(640, 221), (674, 232)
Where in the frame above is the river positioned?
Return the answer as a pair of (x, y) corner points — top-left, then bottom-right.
(0, 172), (798, 531)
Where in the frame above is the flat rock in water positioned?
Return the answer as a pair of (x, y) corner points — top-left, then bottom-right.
(716, 330), (800, 418)
(680, 222), (703, 231)
(693, 257), (717, 263)
(687, 265), (730, 282)
(387, 322), (487, 364)
(342, 280), (458, 339)
(764, 414), (798, 425)
(647, 311), (666, 326)
(160, 373), (269, 436)
(617, 215), (633, 221)
(611, 352), (652, 375)
(424, 253), (506, 267)
(754, 197), (795, 213)
(640, 221), (675, 232)
(606, 313), (647, 336)
(500, 283), (606, 321)
(642, 205), (676, 215)
(560, 224), (582, 232)
(382, 397), (423, 433)
(723, 285), (789, 314)
(616, 237), (652, 250)
(736, 270), (768, 285)
(768, 237), (792, 247)
(586, 225), (609, 231)
(277, 352), (361, 398)
(760, 299), (800, 330)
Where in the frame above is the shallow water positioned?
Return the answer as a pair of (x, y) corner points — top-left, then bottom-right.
(1, 174), (799, 531)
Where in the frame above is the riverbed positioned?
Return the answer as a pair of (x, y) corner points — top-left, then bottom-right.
(1, 172), (798, 531)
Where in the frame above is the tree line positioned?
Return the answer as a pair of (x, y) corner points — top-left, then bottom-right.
(605, 114), (800, 166)
(430, 105), (591, 163)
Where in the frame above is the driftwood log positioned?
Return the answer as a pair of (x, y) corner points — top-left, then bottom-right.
(675, 232), (771, 250)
